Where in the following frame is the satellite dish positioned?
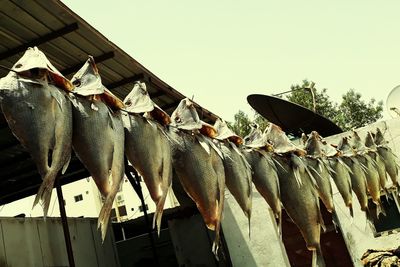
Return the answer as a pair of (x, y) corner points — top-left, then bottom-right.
(247, 94), (343, 137)
(386, 85), (400, 118)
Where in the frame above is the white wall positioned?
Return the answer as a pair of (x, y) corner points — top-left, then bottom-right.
(325, 118), (400, 266)
(0, 175), (178, 223)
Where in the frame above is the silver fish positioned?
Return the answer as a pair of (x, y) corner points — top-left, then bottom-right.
(267, 124), (325, 266)
(123, 82), (173, 235)
(351, 130), (384, 215)
(374, 128), (399, 189)
(219, 141), (252, 231)
(243, 149), (281, 231)
(0, 47), (72, 216)
(305, 131), (335, 213)
(169, 98), (225, 256)
(328, 157), (353, 216)
(365, 132), (388, 192)
(338, 137), (369, 211)
(275, 154), (325, 267)
(69, 56), (125, 240)
(214, 119), (252, 231)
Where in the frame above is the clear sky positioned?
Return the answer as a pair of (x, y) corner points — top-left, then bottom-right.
(62, 0), (400, 122)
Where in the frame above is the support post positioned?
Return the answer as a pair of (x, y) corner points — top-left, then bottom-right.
(125, 159), (159, 267)
(56, 178), (75, 267)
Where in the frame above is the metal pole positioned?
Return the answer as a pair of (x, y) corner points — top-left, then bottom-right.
(56, 178), (75, 267)
(124, 160), (159, 267)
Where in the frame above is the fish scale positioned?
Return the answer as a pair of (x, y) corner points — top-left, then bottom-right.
(70, 57), (125, 241)
(219, 141), (252, 227)
(0, 49), (72, 218)
(123, 82), (173, 235)
(169, 98), (225, 256)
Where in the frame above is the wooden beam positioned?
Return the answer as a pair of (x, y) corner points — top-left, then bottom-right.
(106, 73), (144, 89)
(62, 51), (115, 75)
(0, 23), (79, 60)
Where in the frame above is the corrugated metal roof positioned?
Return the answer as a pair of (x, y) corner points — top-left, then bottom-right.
(0, 0), (218, 204)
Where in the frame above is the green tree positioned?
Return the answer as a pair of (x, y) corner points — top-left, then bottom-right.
(227, 110), (252, 137)
(228, 80), (383, 136)
(335, 89), (383, 130)
(286, 80), (338, 120)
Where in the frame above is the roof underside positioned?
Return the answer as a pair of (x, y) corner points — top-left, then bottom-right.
(0, 0), (218, 205)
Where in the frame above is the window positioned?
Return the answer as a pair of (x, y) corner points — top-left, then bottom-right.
(118, 205), (127, 217)
(74, 194), (83, 202)
(368, 190), (400, 236)
(110, 208), (117, 219)
(139, 204), (149, 212)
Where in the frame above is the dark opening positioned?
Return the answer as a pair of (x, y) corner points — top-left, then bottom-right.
(118, 205), (127, 217)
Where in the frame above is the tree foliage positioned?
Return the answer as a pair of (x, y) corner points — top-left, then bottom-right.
(335, 89), (383, 130)
(228, 79), (383, 137)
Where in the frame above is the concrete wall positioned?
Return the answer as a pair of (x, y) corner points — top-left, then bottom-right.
(325, 118), (400, 266)
(0, 217), (119, 267)
(222, 190), (290, 267)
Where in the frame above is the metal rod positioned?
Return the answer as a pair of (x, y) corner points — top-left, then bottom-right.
(272, 87), (306, 97)
(124, 159), (159, 266)
(56, 178), (75, 267)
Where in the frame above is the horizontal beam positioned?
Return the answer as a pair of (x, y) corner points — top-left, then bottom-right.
(106, 73), (144, 89)
(160, 100), (181, 111)
(0, 23), (79, 61)
(62, 51), (115, 75)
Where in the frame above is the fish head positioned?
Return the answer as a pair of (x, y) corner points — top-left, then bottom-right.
(350, 130), (368, 153)
(265, 123), (306, 155)
(374, 128), (387, 146)
(243, 123), (265, 148)
(123, 82), (154, 113)
(214, 118), (243, 145)
(11, 47), (73, 91)
(305, 131), (323, 157)
(170, 98), (202, 130)
(320, 139), (339, 157)
(71, 56), (105, 97)
(71, 56), (124, 109)
(301, 133), (308, 146)
(337, 136), (354, 156)
(365, 131), (377, 149)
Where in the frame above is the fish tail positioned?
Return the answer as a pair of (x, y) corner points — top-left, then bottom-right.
(248, 213), (251, 239)
(32, 171), (57, 217)
(153, 193), (168, 237)
(61, 153), (71, 175)
(277, 211), (282, 239)
(376, 200), (386, 218)
(349, 203), (354, 218)
(211, 219), (221, 261)
(97, 188), (118, 242)
(313, 246), (326, 267)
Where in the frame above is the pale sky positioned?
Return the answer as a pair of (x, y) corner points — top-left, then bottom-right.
(62, 0), (400, 122)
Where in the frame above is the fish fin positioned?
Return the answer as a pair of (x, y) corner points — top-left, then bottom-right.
(270, 156), (285, 173)
(338, 158), (353, 174)
(195, 135), (211, 154)
(312, 246), (326, 267)
(107, 110), (115, 130)
(208, 138), (224, 159)
(49, 86), (64, 111)
(376, 200), (386, 218)
(32, 171), (57, 217)
(97, 189), (117, 242)
(248, 212), (251, 239)
(292, 166), (302, 188)
(153, 192), (167, 236)
(349, 203), (354, 218)
(61, 153), (71, 175)
(277, 211), (282, 239)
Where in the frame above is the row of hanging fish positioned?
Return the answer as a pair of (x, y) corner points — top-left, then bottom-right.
(1, 47), (399, 266)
